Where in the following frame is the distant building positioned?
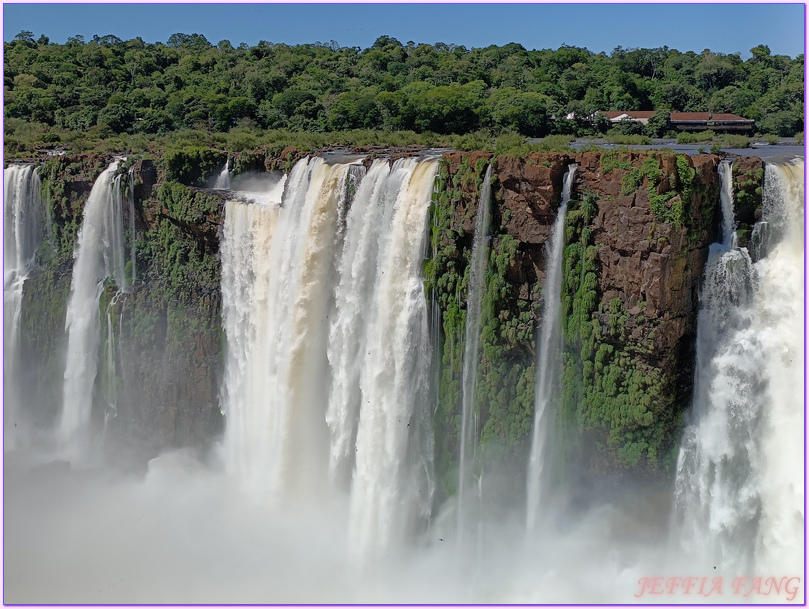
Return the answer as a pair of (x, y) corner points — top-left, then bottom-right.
(565, 111), (598, 121)
(668, 112), (754, 133)
(596, 110), (755, 132)
(599, 110), (657, 126)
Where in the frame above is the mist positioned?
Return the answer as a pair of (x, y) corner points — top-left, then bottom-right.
(6, 439), (694, 604)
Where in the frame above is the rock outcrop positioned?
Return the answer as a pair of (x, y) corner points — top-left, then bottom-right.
(429, 149), (725, 501)
(19, 157), (226, 464)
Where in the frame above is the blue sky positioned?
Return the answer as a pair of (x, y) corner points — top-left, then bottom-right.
(3, 3), (805, 58)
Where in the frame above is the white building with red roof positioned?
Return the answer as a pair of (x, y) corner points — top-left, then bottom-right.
(594, 110), (754, 132)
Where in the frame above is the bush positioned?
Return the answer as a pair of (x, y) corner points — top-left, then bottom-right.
(536, 134), (575, 151)
(97, 105), (134, 133)
(645, 111), (670, 138)
(722, 134), (750, 149)
(492, 132), (530, 156)
(552, 118), (579, 136)
(164, 146), (226, 186)
(37, 132), (61, 144)
(759, 110), (803, 137)
(613, 118), (647, 136)
(762, 133), (780, 145)
(222, 128), (258, 152)
(594, 113), (612, 134)
(133, 109), (174, 135)
(676, 130), (717, 144)
(795, 132), (804, 145)
(604, 132), (651, 145)
(453, 130), (494, 152)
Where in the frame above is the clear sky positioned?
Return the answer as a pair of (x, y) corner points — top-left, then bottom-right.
(2, 2), (806, 59)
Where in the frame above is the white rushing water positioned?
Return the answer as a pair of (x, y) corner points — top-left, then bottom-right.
(214, 161), (231, 189)
(673, 158), (804, 582)
(348, 159), (437, 558)
(219, 194), (281, 490)
(60, 161), (128, 452)
(4, 164), (44, 445)
(220, 157), (438, 559)
(221, 158), (344, 496)
(456, 164), (492, 540)
(102, 294), (122, 431)
(717, 160), (736, 246)
(526, 164), (577, 532)
(128, 165), (137, 285)
(109, 173), (129, 292)
(326, 160), (402, 487)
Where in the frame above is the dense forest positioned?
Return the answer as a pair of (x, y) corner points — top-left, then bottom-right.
(4, 31), (804, 156)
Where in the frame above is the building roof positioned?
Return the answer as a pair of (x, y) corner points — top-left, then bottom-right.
(600, 111), (657, 119)
(669, 112), (753, 123)
(598, 110), (753, 122)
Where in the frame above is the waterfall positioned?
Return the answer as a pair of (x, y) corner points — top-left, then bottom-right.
(4, 164), (43, 275)
(673, 158), (804, 576)
(128, 165), (137, 285)
(109, 173), (129, 292)
(214, 161), (231, 189)
(325, 159), (402, 487)
(457, 164), (492, 538)
(60, 161), (128, 450)
(102, 295), (122, 431)
(221, 158), (345, 495)
(717, 160), (736, 246)
(347, 159), (437, 558)
(220, 156), (438, 558)
(220, 195), (281, 489)
(526, 164), (577, 531)
(4, 164), (44, 445)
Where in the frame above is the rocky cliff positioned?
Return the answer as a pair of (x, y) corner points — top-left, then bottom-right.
(20, 156), (225, 463)
(427, 149), (723, 505)
(13, 148), (758, 486)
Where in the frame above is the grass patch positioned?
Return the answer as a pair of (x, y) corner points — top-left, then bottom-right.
(4, 126), (496, 159)
(535, 134), (575, 152)
(604, 132), (651, 146)
(722, 134), (750, 149)
(676, 130), (717, 144)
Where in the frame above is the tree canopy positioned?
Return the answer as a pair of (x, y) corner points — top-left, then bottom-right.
(4, 33), (804, 142)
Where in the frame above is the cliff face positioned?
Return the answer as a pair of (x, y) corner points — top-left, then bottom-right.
(107, 171), (224, 459)
(14, 148), (755, 483)
(429, 151), (571, 504)
(20, 157), (225, 463)
(558, 151), (718, 488)
(428, 149), (723, 502)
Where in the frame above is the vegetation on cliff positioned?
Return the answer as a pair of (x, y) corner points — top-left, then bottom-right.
(18, 158), (225, 456)
(110, 178), (224, 452)
(425, 148), (724, 495)
(558, 151), (717, 478)
(428, 152), (562, 500)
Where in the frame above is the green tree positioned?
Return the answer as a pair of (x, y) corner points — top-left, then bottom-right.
(645, 110), (670, 137)
(14, 30), (34, 43)
(327, 90), (381, 130)
(97, 104), (133, 132)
